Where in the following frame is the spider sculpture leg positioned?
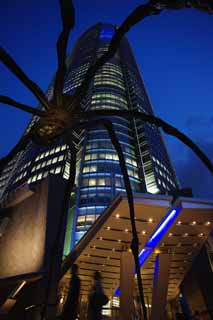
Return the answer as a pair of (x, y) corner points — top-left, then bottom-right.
(70, 1), (213, 113)
(102, 119), (147, 320)
(80, 119), (147, 320)
(0, 47), (49, 110)
(0, 95), (44, 116)
(85, 109), (213, 174)
(40, 131), (77, 320)
(54, 0), (75, 105)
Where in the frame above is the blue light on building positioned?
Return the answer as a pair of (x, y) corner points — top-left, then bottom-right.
(114, 203), (182, 297)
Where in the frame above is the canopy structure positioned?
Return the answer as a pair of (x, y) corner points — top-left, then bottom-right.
(60, 193), (213, 317)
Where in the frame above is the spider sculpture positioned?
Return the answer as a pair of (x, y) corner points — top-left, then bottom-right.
(0, 1), (213, 319)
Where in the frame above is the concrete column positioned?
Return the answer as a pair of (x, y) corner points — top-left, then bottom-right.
(120, 250), (135, 320)
(151, 254), (170, 320)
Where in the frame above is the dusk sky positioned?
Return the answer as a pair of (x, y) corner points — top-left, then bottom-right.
(0, 1), (213, 198)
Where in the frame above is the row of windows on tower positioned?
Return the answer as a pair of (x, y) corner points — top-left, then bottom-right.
(12, 147), (68, 184)
(94, 75), (124, 84)
(95, 69), (123, 78)
(86, 141), (136, 156)
(31, 155), (65, 172)
(100, 63), (123, 76)
(94, 72), (125, 87)
(34, 145), (67, 162)
(152, 156), (173, 178)
(143, 162), (175, 193)
(84, 152), (137, 167)
(63, 62), (90, 92)
(80, 175), (140, 190)
(79, 192), (113, 204)
(94, 79), (125, 91)
(82, 164), (139, 180)
(27, 166), (63, 184)
(92, 93), (127, 105)
(87, 129), (134, 143)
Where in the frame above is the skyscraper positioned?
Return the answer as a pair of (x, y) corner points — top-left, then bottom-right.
(0, 23), (179, 250)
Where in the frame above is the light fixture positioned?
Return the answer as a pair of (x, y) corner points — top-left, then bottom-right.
(198, 233), (204, 237)
(168, 232), (173, 237)
(205, 221), (211, 226)
(183, 233), (188, 237)
(115, 213), (120, 219)
(107, 226), (111, 230)
(124, 228), (128, 233)
(177, 221), (182, 225)
(99, 236), (103, 240)
(192, 221), (196, 225)
(154, 248), (161, 254)
(141, 230), (146, 235)
(148, 218), (153, 223)
(118, 239), (121, 243)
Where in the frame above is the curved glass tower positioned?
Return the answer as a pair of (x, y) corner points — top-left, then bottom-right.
(0, 23), (179, 250)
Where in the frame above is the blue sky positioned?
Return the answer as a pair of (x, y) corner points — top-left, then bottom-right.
(0, 0), (213, 198)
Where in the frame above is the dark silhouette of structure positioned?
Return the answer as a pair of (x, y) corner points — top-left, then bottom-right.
(62, 264), (80, 320)
(87, 271), (108, 320)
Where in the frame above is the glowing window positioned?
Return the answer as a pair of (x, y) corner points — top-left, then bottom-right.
(52, 157), (58, 164)
(89, 178), (96, 186)
(55, 167), (61, 174)
(86, 215), (96, 222)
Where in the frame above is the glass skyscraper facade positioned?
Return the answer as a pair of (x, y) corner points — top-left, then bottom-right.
(0, 23), (179, 250)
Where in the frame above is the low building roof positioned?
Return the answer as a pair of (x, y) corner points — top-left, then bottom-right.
(60, 193), (213, 302)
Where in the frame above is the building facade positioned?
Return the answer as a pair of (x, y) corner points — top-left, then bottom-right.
(0, 23), (179, 250)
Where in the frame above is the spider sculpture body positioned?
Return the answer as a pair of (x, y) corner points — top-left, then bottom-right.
(0, 1), (213, 319)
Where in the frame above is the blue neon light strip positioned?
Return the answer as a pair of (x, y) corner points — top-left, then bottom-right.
(145, 208), (181, 248)
(113, 203), (182, 297)
(138, 248), (152, 266)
